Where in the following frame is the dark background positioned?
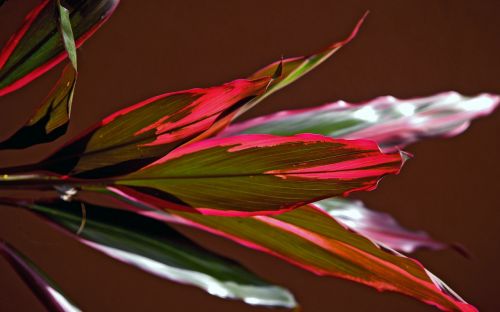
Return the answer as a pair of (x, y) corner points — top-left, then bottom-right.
(0, 0), (499, 311)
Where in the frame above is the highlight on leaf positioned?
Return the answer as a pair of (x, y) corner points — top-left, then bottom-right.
(0, 2), (494, 311)
(7, 200), (294, 308)
(103, 134), (404, 216)
(93, 191), (476, 312)
(0, 0), (119, 96)
(315, 198), (448, 254)
(0, 240), (81, 312)
(19, 76), (273, 178)
(0, 0), (79, 149)
(222, 92), (499, 152)
(189, 12), (368, 141)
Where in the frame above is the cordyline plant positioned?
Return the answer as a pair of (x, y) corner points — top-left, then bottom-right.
(0, 1), (497, 311)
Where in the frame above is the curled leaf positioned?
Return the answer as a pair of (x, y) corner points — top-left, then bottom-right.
(0, 241), (81, 312)
(222, 92), (499, 152)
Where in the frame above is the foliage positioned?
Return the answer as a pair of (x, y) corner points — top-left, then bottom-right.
(0, 1), (497, 311)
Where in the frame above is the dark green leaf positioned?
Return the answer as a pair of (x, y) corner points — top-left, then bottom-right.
(24, 201), (296, 308)
(0, 0), (118, 96)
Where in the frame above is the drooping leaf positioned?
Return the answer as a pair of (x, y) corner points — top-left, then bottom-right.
(0, 240), (81, 312)
(315, 198), (448, 253)
(222, 92), (499, 152)
(189, 12), (368, 143)
(92, 191), (476, 312)
(102, 134), (405, 216)
(0, 63), (76, 150)
(8, 200), (294, 308)
(0, 0), (119, 96)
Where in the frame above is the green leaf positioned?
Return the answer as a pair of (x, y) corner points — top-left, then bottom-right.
(106, 134), (404, 216)
(0, 0), (119, 96)
(0, 63), (76, 149)
(0, 240), (81, 312)
(222, 92), (499, 153)
(98, 193), (475, 312)
(0, 1), (79, 150)
(23, 76), (271, 177)
(190, 13), (368, 142)
(23, 201), (296, 308)
(57, 1), (77, 71)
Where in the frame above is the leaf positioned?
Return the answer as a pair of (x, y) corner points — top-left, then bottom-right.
(100, 134), (405, 216)
(0, 62), (77, 150)
(57, 1), (77, 71)
(11, 76), (271, 177)
(19, 200), (296, 308)
(189, 12), (368, 143)
(0, 1), (79, 150)
(222, 92), (499, 152)
(0, 0), (119, 96)
(93, 192), (476, 312)
(0, 240), (81, 312)
(315, 198), (448, 253)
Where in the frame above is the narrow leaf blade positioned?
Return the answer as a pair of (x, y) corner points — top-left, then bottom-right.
(189, 12), (368, 142)
(222, 92), (499, 152)
(316, 198), (448, 253)
(109, 134), (404, 216)
(0, 63), (77, 149)
(95, 191), (476, 312)
(0, 0), (119, 96)
(24, 201), (296, 308)
(0, 241), (81, 312)
(28, 77), (272, 177)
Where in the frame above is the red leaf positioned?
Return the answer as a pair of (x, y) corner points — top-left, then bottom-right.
(0, 0), (119, 96)
(103, 134), (405, 216)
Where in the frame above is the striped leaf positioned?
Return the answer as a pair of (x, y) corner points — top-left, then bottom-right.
(191, 12), (368, 142)
(11, 200), (295, 308)
(106, 134), (404, 216)
(97, 192), (476, 312)
(0, 241), (81, 312)
(0, 63), (76, 149)
(0, 0), (119, 96)
(316, 198), (448, 253)
(2, 76), (272, 177)
(0, 1), (78, 149)
(222, 92), (499, 152)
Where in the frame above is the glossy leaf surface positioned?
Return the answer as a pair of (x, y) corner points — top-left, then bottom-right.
(316, 198), (447, 253)
(0, 63), (76, 150)
(0, 0), (118, 96)
(222, 92), (499, 152)
(0, 1), (78, 150)
(24, 77), (271, 177)
(110, 134), (404, 216)
(190, 13), (367, 142)
(0, 241), (81, 312)
(20, 201), (296, 308)
(98, 192), (476, 312)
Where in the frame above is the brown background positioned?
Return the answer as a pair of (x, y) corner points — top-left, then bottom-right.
(0, 0), (499, 311)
